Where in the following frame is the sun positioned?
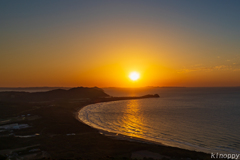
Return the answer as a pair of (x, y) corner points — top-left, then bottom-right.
(129, 72), (140, 81)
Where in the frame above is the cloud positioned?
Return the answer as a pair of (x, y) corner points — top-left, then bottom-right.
(178, 67), (214, 73)
(178, 64), (240, 73)
(214, 65), (229, 70)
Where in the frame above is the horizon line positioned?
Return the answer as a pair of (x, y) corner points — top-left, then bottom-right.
(1, 86), (240, 89)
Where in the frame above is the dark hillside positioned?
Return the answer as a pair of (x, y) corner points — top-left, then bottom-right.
(0, 87), (109, 102)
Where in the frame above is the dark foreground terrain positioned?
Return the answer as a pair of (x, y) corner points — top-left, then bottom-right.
(0, 87), (211, 160)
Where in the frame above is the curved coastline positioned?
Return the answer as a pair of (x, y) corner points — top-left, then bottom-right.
(76, 100), (212, 156)
(73, 97), (211, 159)
(76, 101), (167, 147)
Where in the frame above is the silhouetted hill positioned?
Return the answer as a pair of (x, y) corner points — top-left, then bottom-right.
(0, 87), (109, 102)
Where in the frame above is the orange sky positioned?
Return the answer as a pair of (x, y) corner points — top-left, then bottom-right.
(1, 1), (240, 87)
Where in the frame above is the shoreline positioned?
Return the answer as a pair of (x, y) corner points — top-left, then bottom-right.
(74, 99), (212, 159)
(75, 102), (167, 147)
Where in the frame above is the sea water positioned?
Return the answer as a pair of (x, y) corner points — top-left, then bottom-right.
(78, 87), (240, 154)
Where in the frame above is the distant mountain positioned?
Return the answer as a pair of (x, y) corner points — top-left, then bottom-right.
(0, 87), (109, 102)
(0, 87), (70, 92)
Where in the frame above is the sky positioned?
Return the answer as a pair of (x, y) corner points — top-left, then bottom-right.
(1, 0), (240, 87)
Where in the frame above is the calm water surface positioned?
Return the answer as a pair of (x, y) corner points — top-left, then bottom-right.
(79, 88), (240, 154)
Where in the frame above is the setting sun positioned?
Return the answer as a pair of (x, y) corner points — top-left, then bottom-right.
(129, 72), (140, 81)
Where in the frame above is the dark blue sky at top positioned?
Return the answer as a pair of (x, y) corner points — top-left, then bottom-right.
(1, 1), (240, 58)
(1, 0), (240, 33)
(1, 0), (240, 60)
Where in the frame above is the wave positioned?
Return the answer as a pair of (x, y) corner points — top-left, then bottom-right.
(78, 99), (240, 154)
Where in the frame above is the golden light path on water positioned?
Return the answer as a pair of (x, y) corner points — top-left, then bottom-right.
(118, 100), (173, 144)
(120, 100), (143, 138)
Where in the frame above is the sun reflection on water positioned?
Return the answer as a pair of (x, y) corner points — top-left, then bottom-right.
(120, 100), (144, 138)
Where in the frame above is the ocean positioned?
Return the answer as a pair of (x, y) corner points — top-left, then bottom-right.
(79, 87), (240, 154)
